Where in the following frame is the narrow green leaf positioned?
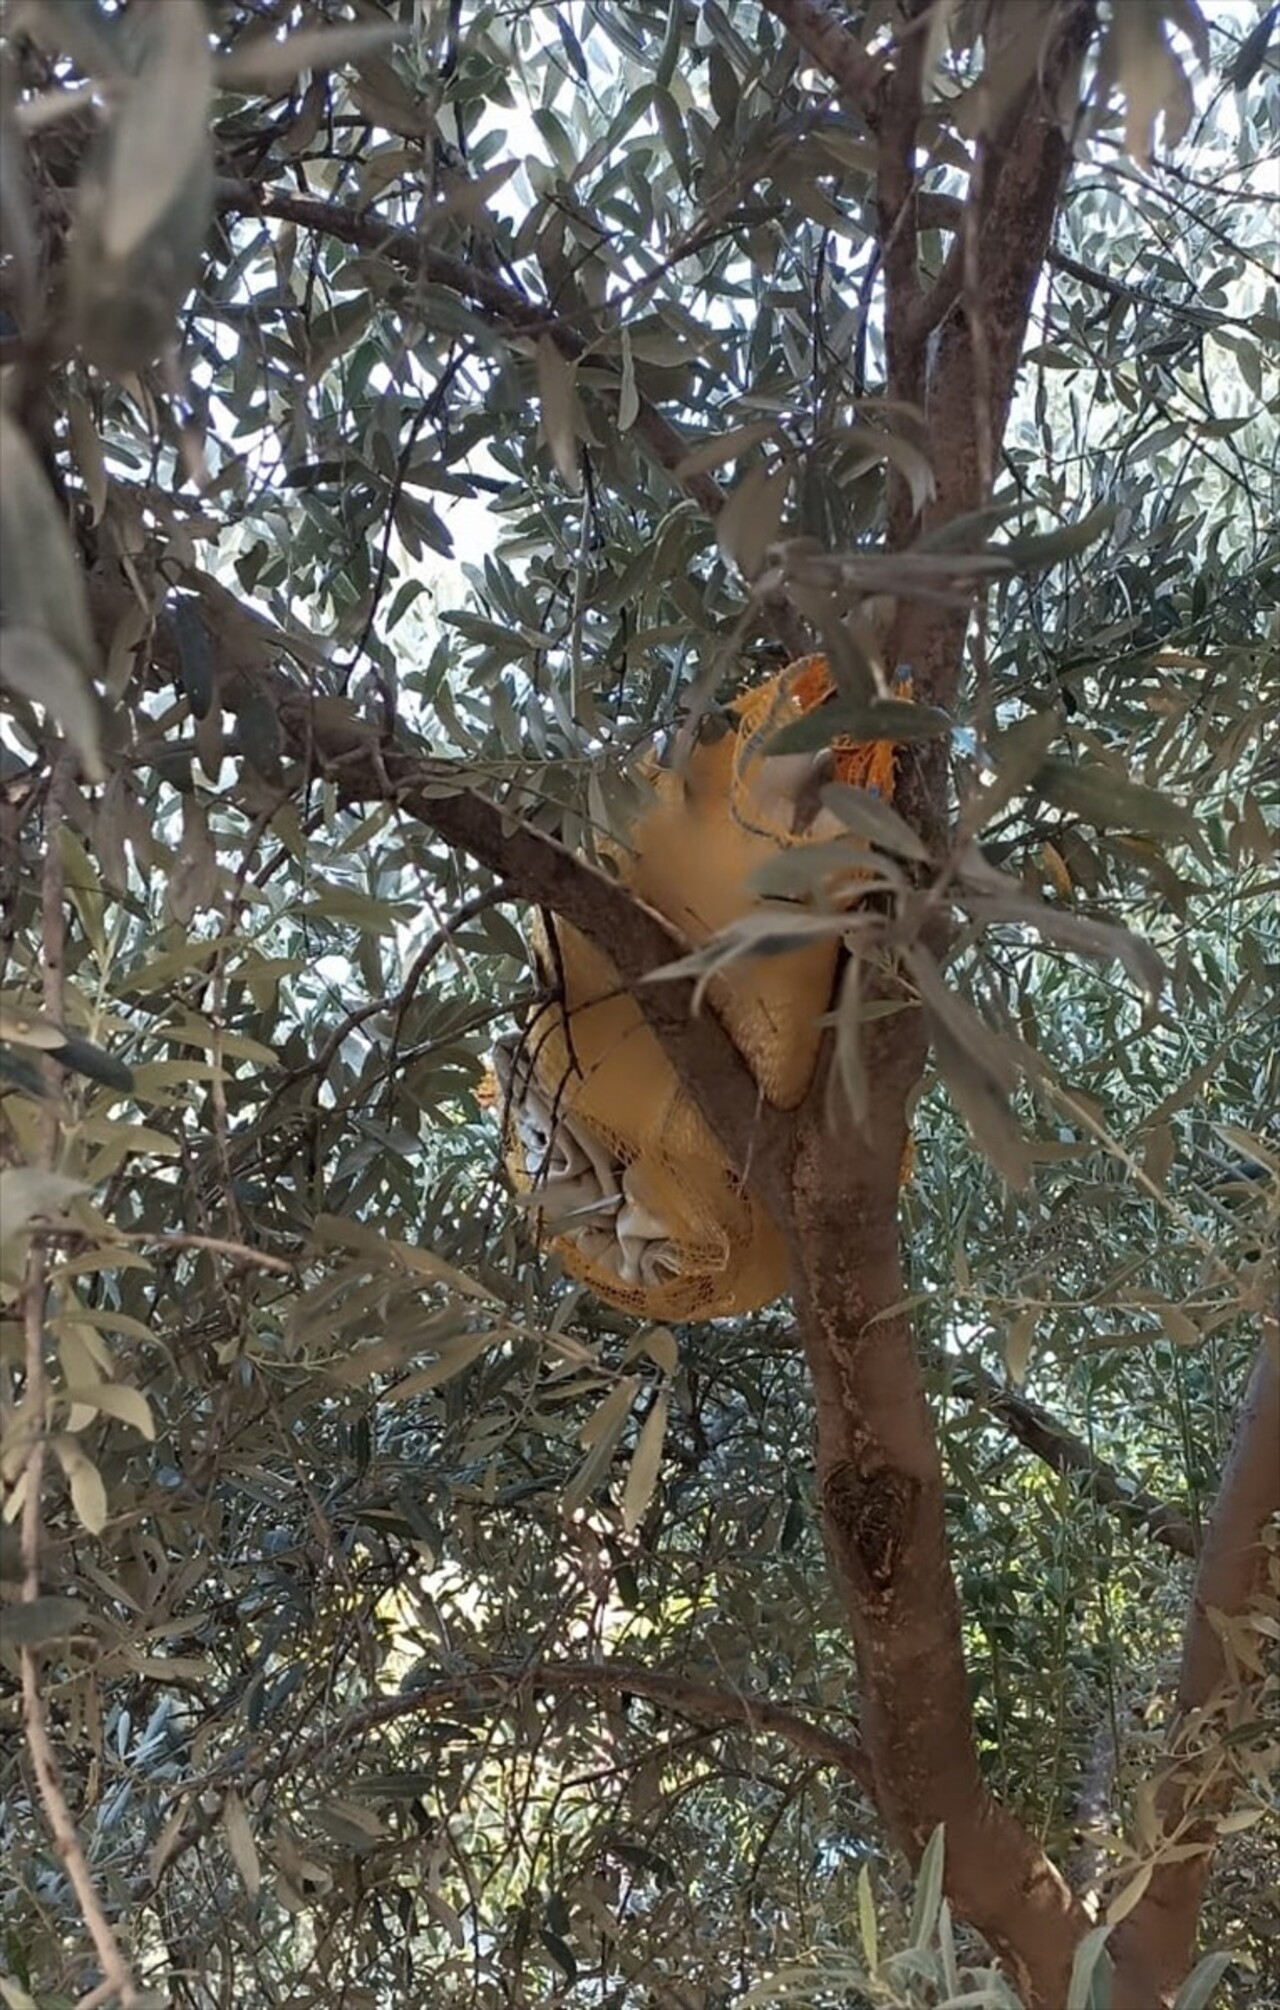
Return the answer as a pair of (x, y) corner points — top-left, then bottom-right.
(580, 1376), (640, 1449)
(856, 1862), (878, 1970)
(539, 1930), (577, 1983)
(220, 20), (403, 86)
(0, 1008), (70, 1052)
(1002, 505), (1117, 570)
(618, 325), (639, 432)
(964, 711), (1061, 831)
(820, 784), (931, 861)
(564, 1381), (639, 1513)
(961, 863), (1166, 1002)
(1, 628), (104, 781)
(1066, 1925), (1113, 2010)
(223, 1790), (262, 1900)
(47, 1031), (135, 1093)
(102, 0), (212, 262)
(767, 698), (949, 754)
(676, 419), (777, 477)
(1171, 1952), (1234, 2010)
(909, 1824), (945, 1947)
(53, 1436), (109, 1537)
(537, 336), (582, 491)
(172, 599), (217, 718)
(1227, 5), (1277, 92)
(1003, 1308), (1038, 1387)
(237, 687), (284, 782)
(622, 1391), (668, 1533)
(0, 406), (100, 672)
(66, 1381), (156, 1440)
(1034, 757), (1198, 841)
(715, 464), (790, 581)
(386, 1334), (495, 1398)
(1108, 1861), (1155, 1928)
(67, 391), (108, 524)
(931, 1024), (1032, 1190)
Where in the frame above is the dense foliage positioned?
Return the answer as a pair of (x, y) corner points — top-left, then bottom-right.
(0, 3), (1276, 2008)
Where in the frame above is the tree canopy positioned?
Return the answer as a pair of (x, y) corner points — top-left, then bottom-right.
(0, 3), (1277, 2009)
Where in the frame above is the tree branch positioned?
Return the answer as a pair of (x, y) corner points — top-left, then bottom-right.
(1113, 1339), (1280, 2008)
(212, 178), (703, 502)
(146, 1659), (873, 1897)
(268, 882), (513, 1099)
(945, 1353), (1197, 1559)
(756, 29), (1107, 1991)
(887, 2), (1096, 704)
(215, 178), (725, 508)
(251, 1658), (874, 1797)
(875, 6), (930, 421)
(759, 0), (883, 123)
(392, 778), (793, 1201)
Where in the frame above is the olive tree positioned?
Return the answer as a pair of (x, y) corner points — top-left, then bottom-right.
(0, 3), (1276, 2008)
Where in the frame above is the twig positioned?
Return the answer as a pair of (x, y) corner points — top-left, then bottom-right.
(211, 178), (810, 659)
(144, 1656), (871, 1900)
(213, 179), (728, 518)
(269, 881), (513, 1099)
(18, 756), (141, 2007)
(944, 1352), (1197, 1557)
(116, 1231), (298, 1274)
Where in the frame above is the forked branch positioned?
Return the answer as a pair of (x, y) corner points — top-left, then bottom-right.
(1113, 1340), (1280, 2006)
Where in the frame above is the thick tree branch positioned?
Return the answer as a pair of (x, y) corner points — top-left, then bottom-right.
(887, 3), (1096, 703)
(391, 780), (793, 1204)
(945, 1354), (1197, 1558)
(1175, 1341), (1279, 1707)
(788, 1079), (1092, 2010)
(759, 0), (883, 123)
(1113, 1339), (1280, 2008)
(875, 8), (930, 415)
(761, 17), (1102, 1983)
(736, 12), (1106, 1999)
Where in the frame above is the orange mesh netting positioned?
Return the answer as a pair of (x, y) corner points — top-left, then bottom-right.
(494, 656), (911, 1320)
(732, 654), (903, 830)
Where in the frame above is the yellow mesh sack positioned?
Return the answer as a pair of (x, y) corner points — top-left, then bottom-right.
(496, 657), (909, 1319)
(498, 915), (788, 1320)
(624, 728), (841, 1110)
